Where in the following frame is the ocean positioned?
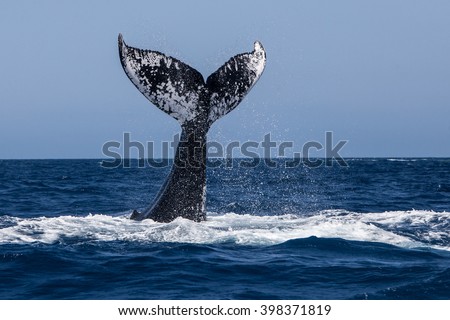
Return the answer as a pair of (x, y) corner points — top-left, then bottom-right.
(0, 158), (449, 299)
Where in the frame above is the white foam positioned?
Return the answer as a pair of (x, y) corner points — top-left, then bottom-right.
(0, 210), (448, 250)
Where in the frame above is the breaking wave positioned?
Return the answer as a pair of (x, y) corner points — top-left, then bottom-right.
(1, 210), (448, 251)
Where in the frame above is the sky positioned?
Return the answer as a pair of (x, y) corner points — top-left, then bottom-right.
(1, 0), (449, 158)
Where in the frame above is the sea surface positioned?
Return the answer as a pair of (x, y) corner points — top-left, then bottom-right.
(0, 158), (449, 299)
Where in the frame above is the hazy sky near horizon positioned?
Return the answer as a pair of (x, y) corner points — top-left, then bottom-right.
(1, 0), (449, 158)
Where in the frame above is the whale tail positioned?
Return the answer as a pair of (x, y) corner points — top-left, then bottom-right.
(118, 34), (266, 126)
(118, 34), (266, 222)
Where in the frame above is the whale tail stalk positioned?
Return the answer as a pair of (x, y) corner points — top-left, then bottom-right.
(118, 34), (266, 222)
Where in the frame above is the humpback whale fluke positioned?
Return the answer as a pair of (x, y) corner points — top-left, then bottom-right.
(118, 34), (266, 222)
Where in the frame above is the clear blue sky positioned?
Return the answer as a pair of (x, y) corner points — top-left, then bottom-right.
(1, 0), (449, 158)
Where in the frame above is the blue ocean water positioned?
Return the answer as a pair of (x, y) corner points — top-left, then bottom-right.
(0, 158), (449, 299)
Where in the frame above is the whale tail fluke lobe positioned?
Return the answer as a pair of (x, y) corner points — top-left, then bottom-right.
(206, 41), (266, 124)
(118, 34), (206, 125)
(118, 34), (266, 222)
